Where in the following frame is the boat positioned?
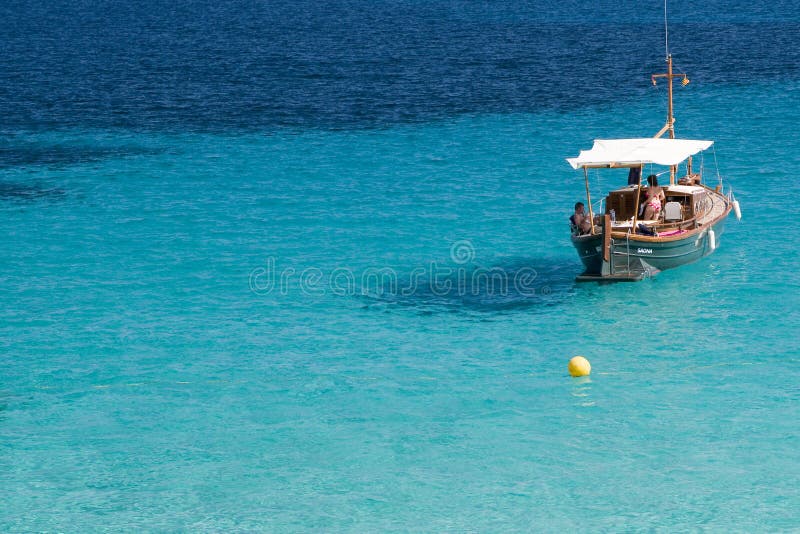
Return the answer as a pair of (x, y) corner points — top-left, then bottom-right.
(566, 54), (741, 281)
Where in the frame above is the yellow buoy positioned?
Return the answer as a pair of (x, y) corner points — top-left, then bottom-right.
(568, 356), (591, 377)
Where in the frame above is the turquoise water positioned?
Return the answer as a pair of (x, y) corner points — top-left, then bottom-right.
(2, 75), (799, 530)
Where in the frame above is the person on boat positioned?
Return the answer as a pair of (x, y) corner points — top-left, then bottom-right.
(641, 174), (666, 220)
(570, 202), (592, 235)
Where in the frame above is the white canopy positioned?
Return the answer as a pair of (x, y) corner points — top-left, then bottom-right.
(567, 138), (713, 169)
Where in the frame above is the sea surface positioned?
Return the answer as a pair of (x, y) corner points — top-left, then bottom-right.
(2, 0), (799, 531)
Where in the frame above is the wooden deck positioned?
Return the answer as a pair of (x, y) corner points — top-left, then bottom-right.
(697, 189), (728, 226)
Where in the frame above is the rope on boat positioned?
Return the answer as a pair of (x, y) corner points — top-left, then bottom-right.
(700, 150), (705, 182)
(711, 144), (723, 190)
(626, 232), (631, 273)
(591, 167), (605, 215)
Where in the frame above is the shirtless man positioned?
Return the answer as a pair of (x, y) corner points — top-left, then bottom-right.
(570, 202), (592, 235)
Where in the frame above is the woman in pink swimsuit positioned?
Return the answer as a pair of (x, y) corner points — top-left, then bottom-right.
(642, 174), (665, 220)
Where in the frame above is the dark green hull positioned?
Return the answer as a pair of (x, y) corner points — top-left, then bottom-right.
(571, 216), (729, 280)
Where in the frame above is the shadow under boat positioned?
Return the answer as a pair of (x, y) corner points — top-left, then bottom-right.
(0, 181), (66, 202)
(358, 257), (579, 314)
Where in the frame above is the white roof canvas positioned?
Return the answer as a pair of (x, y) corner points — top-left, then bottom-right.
(567, 138), (713, 169)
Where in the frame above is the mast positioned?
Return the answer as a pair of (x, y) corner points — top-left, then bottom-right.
(651, 55), (687, 140)
(651, 55), (688, 184)
(666, 55), (674, 139)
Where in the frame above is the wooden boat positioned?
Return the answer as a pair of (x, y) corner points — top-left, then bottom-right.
(567, 55), (740, 281)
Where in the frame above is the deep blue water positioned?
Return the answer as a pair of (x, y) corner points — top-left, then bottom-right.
(2, 1), (800, 531)
(2, 0), (800, 132)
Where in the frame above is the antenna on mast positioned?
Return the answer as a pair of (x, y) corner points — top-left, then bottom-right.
(664, 0), (669, 59)
(651, 0), (689, 141)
